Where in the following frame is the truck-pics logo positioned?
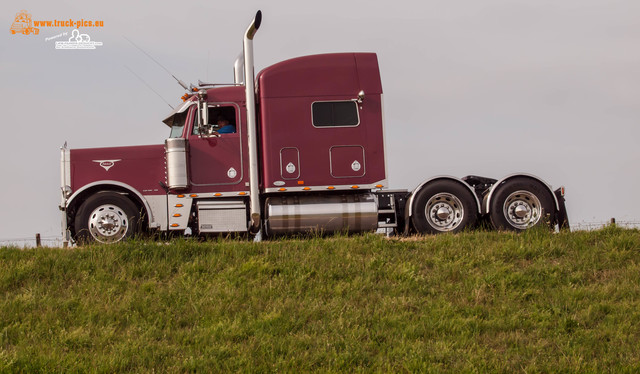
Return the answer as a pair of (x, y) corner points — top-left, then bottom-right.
(11, 9), (104, 50)
(10, 10), (104, 36)
(10, 10), (39, 35)
(93, 159), (121, 171)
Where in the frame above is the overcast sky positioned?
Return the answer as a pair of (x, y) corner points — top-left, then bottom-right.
(1, 0), (639, 243)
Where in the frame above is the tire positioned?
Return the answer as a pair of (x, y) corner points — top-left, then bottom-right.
(411, 180), (478, 234)
(74, 192), (141, 244)
(489, 177), (555, 231)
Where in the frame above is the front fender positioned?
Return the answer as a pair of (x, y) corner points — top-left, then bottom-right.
(66, 180), (157, 227)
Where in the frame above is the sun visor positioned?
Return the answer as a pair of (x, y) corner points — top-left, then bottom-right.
(162, 100), (196, 126)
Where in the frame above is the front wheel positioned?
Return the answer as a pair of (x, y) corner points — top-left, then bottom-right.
(74, 192), (141, 244)
(411, 180), (478, 234)
(489, 177), (555, 231)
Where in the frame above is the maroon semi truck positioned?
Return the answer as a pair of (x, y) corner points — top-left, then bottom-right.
(59, 11), (568, 244)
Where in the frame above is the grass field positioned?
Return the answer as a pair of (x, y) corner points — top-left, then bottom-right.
(1, 227), (639, 372)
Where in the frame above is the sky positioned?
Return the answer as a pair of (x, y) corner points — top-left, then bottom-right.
(1, 0), (639, 244)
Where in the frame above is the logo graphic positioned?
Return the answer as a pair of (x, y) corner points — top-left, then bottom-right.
(93, 159), (121, 171)
(10, 10), (39, 35)
(55, 29), (103, 49)
(286, 162), (296, 174)
(351, 160), (361, 172)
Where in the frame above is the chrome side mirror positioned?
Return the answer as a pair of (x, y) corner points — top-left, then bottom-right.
(196, 90), (210, 137)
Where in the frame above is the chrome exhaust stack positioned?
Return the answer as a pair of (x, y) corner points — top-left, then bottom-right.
(243, 10), (262, 238)
(233, 53), (244, 84)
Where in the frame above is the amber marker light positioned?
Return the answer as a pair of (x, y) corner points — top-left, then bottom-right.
(238, 192), (247, 196)
(297, 181), (304, 185)
(175, 204), (183, 207)
(375, 184), (383, 188)
(278, 188), (286, 191)
(173, 214), (181, 217)
(214, 193), (222, 197)
(177, 194), (185, 198)
(171, 224), (179, 227)
(327, 186), (335, 190)
(303, 187), (311, 191)
(351, 185), (359, 189)
(190, 194), (198, 198)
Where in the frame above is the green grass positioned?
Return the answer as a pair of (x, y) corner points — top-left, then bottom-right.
(1, 227), (640, 372)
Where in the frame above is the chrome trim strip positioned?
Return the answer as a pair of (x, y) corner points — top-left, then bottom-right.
(264, 180), (386, 194)
(484, 173), (560, 214)
(406, 176), (482, 217)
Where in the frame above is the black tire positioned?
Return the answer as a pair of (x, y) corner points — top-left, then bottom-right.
(411, 180), (478, 234)
(74, 192), (141, 244)
(489, 177), (555, 231)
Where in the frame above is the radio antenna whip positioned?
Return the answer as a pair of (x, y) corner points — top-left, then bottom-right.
(124, 36), (189, 90)
(124, 65), (174, 109)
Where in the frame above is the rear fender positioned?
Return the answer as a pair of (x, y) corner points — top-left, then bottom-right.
(407, 175), (482, 218)
(484, 173), (560, 214)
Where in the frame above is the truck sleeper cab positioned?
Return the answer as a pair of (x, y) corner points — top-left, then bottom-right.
(59, 11), (568, 245)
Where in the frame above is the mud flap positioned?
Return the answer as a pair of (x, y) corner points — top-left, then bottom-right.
(554, 188), (570, 231)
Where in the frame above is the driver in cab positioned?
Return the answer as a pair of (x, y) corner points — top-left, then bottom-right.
(215, 115), (236, 134)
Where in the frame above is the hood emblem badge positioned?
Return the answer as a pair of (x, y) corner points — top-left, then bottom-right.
(93, 159), (122, 171)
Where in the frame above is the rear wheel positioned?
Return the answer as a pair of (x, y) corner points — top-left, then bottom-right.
(411, 180), (478, 234)
(489, 177), (555, 231)
(75, 192), (141, 244)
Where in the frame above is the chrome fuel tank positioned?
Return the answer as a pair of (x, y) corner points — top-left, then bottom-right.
(265, 193), (378, 235)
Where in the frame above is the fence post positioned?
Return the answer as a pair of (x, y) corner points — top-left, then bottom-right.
(610, 218), (616, 226)
(36, 233), (41, 247)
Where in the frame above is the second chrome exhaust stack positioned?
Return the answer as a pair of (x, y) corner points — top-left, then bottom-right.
(243, 10), (263, 238)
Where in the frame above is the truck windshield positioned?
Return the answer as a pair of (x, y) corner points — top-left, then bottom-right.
(168, 111), (188, 138)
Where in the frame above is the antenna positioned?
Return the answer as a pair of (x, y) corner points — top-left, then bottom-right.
(124, 65), (174, 109)
(124, 36), (189, 90)
(197, 79), (242, 87)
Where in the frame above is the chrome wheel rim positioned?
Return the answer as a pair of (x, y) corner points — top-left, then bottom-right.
(425, 193), (465, 232)
(503, 190), (542, 229)
(88, 204), (129, 243)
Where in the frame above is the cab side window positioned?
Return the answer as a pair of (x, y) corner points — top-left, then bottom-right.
(192, 105), (237, 135)
(312, 101), (359, 128)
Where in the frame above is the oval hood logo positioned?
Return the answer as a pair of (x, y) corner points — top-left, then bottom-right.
(92, 159), (121, 171)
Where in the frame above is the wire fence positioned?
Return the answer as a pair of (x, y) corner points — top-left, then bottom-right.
(0, 235), (66, 249)
(570, 220), (640, 231)
(1, 220), (639, 248)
